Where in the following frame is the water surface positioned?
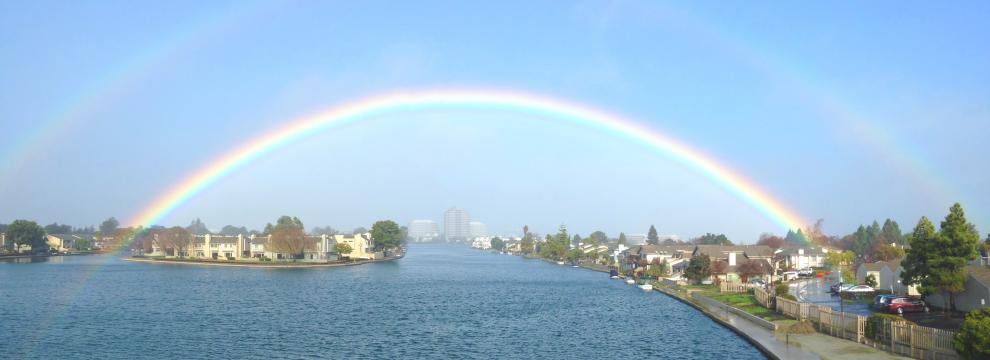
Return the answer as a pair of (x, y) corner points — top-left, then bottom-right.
(0, 245), (764, 359)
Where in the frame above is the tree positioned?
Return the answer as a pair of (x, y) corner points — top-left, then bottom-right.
(370, 220), (402, 250)
(520, 225), (534, 254)
(935, 203), (981, 312)
(865, 274), (878, 288)
(804, 219), (831, 246)
(901, 216), (938, 295)
(588, 231), (606, 245)
(186, 218), (209, 234)
(334, 243), (353, 259)
(490, 237), (505, 251)
(785, 229), (809, 246)
(310, 226), (338, 236)
(266, 216), (310, 259)
(954, 307), (990, 360)
(44, 222), (72, 234)
(572, 234), (581, 248)
(874, 244), (905, 261)
(879, 219), (905, 245)
(565, 248), (583, 263)
(737, 260), (767, 283)
(99, 217), (120, 236)
(219, 225), (249, 236)
(825, 251), (855, 268)
(757, 233), (785, 249)
(617, 232), (628, 246)
(684, 255), (712, 284)
(692, 233), (732, 246)
(162, 227), (193, 257)
(902, 205), (980, 316)
(352, 227), (368, 235)
(711, 260), (729, 285)
(7, 220), (47, 252)
(647, 225), (659, 245)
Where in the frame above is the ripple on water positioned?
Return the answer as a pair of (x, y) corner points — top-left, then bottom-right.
(0, 247), (764, 359)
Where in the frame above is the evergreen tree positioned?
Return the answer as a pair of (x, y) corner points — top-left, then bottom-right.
(935, 203), (981, 312)
(647, 225), (659, 245)
(879, 219), (905, 245)
(186, 218), (210, 234)
(572, 234), (581, 248)
(618, 232), (628, 246)
(901, 216), (938, 295)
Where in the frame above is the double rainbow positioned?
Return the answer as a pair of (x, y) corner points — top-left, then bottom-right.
(122, 89), (805, 242)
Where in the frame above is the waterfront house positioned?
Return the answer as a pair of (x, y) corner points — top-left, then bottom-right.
(777, 246), (828, 270)
(692, 245), (774, 283)
(923, 262), (990, 312)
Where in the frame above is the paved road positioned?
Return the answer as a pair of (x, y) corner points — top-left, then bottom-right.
(789, 277), (872, 316)
(789, 277), (959, 328)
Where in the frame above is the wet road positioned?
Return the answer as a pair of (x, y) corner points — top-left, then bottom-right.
(789, 277), (872, 316)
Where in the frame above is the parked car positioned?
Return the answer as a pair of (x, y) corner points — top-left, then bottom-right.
(748, 278), (767, 287)
(872, 294), (899, 309)
(781, 271), (799, 281)
(883, 297), (929, 314)
(829, 282), (846, 293)
(797, 268), (815, 278)
(840, 285), (875, 294)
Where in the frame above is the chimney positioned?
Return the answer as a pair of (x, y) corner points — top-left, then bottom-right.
(729, 252), (737, 266)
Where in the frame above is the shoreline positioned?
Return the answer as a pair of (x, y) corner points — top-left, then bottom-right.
(123, 255), (400, 268)
(527, 255), (785, 360)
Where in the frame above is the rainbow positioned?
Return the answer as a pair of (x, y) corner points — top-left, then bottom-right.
(122, 89), (807, 243)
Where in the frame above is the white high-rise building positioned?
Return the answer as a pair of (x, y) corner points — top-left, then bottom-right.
(469, 221), (487, 239)
(443, 207), (471, 243)
(407, 220), (440, 242)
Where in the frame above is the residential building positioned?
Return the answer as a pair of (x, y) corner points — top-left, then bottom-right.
(693, 245), (775, 283)
(921, 259), (990, 312)
(855, 260), (920, 296)
(443, 207), (471, 243)
(407, 220), (440, 242)
(778, 246), (828, 270)
(145, 232), (379, 261)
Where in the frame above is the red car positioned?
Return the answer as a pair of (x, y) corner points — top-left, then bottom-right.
(884, 297), (930, 314)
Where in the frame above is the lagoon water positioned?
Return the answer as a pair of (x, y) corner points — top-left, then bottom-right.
(0, 245), (763, 359)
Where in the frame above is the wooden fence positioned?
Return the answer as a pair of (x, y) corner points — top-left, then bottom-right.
(718, 282), (753, 293)
(754, 287), (773, 308)
(757, 288), (957, 359)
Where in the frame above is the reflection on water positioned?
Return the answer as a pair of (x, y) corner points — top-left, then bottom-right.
(0, 255), (64, 264)
(0, 246), (763, 359)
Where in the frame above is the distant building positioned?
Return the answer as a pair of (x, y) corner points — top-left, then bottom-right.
(469, 221), (487, 239)
(625, 234), (647, 245)
(443, 207), (471, 243)
(407, 220), (440, 242)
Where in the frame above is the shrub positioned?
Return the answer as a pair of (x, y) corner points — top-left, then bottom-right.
(865, 274), (878, 288)
(775, 283), (790, 297)
(779, 293), (797, 301)
(865, 313), (910, 341)
(954, 307), (990, 360)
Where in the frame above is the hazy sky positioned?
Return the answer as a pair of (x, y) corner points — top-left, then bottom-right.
(1, 1), (987, 242)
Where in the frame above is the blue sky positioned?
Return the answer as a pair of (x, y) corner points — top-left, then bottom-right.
(1, 1), (987, 242)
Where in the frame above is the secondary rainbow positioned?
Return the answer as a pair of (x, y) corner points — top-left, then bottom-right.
(123, 89), (806, 245)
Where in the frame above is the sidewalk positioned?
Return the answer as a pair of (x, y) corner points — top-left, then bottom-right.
(692, 295), (911, 360)
(691, 294), (820, 360)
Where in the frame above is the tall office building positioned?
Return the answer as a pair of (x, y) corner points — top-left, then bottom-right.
(443, 207), (471, 243)
(469, 221), (487, 239)
(407, 220), (440, 242)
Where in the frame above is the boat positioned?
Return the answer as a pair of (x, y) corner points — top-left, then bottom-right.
(556, 261), (565, 265)
(638, 284), (654, 291)
(571, 265), (580, 268)
(625, 279), (635, 285)
(610, 275), (620, 279)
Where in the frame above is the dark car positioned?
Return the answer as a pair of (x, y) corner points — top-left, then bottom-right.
(884, 297), (929, 315)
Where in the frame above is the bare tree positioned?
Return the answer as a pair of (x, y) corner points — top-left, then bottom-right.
(162, 227), (192, 257)
(267, 226), (312, 259)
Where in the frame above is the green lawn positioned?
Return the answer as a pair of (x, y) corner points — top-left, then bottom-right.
(707, 293), (788, 322)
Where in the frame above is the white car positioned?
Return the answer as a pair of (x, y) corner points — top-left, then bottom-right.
(840, 285), (875, 293)
(781, 271), (799, 281)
